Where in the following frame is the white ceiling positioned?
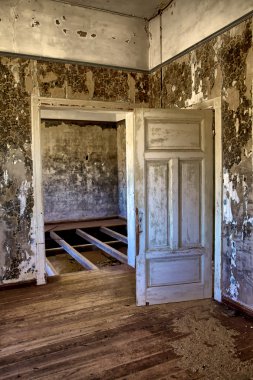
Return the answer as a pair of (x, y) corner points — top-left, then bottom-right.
(52, 0), (172, 19)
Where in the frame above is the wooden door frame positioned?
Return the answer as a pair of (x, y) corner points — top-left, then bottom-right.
(190, 97), (222, 302)
(31, 95), (222, 304)
(31, 95), (137, 285)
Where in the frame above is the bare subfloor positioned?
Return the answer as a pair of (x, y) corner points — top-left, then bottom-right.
(1, 270), (253, 379)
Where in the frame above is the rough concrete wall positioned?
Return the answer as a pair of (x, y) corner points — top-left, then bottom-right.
(0, 0), (149, 70)
(0, 57), (149, 285)
(42, 121), (119, 222)
(117, 121), (127, 218)
(151, 18), (253, 309)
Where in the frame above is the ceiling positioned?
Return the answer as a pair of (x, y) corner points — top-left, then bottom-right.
(52, 0), (172, 19)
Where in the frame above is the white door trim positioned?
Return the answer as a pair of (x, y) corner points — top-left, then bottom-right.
(31, 96), (136, 284)
(190, 97), (222, 302)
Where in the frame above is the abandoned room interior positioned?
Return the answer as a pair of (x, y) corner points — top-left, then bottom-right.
(0, 0), (253, 378)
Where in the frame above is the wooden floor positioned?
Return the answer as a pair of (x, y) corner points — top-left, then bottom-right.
(1, 269), (253, 379)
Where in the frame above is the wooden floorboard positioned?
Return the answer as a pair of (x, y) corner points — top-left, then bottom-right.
(1, 270), (253, 379)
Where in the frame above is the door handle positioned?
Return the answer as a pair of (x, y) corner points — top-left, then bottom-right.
(136, 208), (144, 234)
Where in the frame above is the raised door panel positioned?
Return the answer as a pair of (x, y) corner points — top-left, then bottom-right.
(146, 162), (169, 249)
(135, 108), (213, 306)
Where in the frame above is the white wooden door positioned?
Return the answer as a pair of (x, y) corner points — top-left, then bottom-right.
(134, 109), (213, 305)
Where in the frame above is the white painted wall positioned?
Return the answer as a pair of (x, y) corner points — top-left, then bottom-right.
(149, 16), (161, 69)
(0, 0), (252, 71)
(149, 0), (253, 69)
(0, 0), (149, 70)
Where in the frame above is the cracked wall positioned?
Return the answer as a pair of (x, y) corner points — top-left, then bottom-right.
(0, 57), (149, 284)
(150, 17), (253, 309)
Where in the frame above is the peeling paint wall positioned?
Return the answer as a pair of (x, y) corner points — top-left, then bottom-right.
(0, 56), (149, 285)
(150, 18), (253, 309)
(37, 61), (150, 104)
(0, 58), (35, 283)
(41, 120), (119, 222)
(117, 121), (127, 218)
(0, 0), (149, 70)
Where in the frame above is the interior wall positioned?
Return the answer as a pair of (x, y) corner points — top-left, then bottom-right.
(149, 0), (253, 68)
(117, 120), (127, 218)
(150, 17), (253, 310)
(41, 120), (119, 223)
(0, 0), (149, 70)
(0, 58), (149, 285)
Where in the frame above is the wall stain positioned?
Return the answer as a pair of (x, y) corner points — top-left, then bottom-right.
(0, 58), (35, 282)
(155, 18), (253, 308)
(41, 121), (120, 222)
(77, 31), (87, 38)
(194, 39), (217, 98)
(162, 56), (192, 108)
(0, 55), (149, 284)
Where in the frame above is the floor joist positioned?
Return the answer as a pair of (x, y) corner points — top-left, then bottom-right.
(100, 227), (128, 244)
(76, 229), (128, 265)
(45, 258), (59, 277)
(45, 240), (119, 253)
(50, 231), (99, 271)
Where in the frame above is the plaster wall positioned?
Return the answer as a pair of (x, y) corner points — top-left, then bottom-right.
(0, 58), (149, 285)
(150, 17), (253, 310)
(117, 121), (127, 218)
(0, 0), (149, 70)
(41, 121), (119, 222)
(149, 0), (253, 68)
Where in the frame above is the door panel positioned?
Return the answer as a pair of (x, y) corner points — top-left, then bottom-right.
(135, 108), (213, 306)
(179, 160), (201, 247)
(147, 162), (168, 249)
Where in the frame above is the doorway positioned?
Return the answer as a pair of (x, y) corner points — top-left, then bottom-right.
(31, 96), (136, 285)
(31, 97), (222, 307)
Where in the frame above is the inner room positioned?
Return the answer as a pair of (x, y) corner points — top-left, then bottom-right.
(40, 110), (130, 276)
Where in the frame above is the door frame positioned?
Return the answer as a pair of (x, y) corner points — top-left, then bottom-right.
(31, 95), (223, 305)
(31, 95), (137, 285)
(190, 97), (222, 302)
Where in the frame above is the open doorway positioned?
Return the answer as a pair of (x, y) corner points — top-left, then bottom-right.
(42, 117), (129, 276)
(32, 97), (222, 307)
(31, 97), (136, 285)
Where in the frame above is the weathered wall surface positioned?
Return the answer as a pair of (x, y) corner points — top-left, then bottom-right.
(149, 0), (253, 68)
(42, 121), (119, 222)
(0, 58), (35, 283)
(117, 121), (127, 218)
(0, 57), (149, 284)
(0, 0), (149, 70)
(150, 18), (253, 309)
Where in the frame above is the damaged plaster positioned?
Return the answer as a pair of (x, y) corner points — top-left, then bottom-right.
(0, 55), (149, 284)
(0, 58), (35, 283)
(151, 17), (253, 308)
(41, 120), (119, 222)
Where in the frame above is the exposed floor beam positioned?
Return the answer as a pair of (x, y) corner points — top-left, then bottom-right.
(50, 231), (99, 271)
(46, 240), (119, 253)
(45, 258), (59, 277)
(100, 227), (128, 244)
(76, 229), (128, 265)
